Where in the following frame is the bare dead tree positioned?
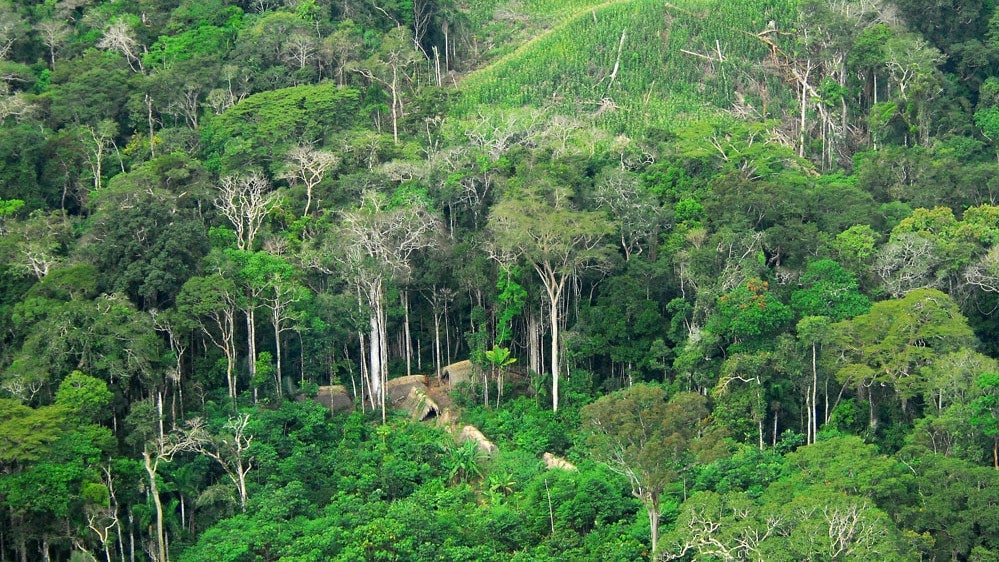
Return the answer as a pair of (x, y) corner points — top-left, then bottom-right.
(35, 20), (70, 69)
(215, 174), (279, 251)
(97, 19), (144, 73)
(278, 145), (339, 217)
(282, 31), (318, 71)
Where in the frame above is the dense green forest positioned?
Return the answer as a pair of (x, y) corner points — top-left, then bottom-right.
(4, 0), (999, 559)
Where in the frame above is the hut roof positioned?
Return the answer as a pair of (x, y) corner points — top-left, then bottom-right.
(442, 360), (474, 386)
(315, 385), (353, 413)
(542, 452), (577, 471)
(385, 374), (430, 404)
(397, 386), (440, 421)
(457, 424), (497, 456)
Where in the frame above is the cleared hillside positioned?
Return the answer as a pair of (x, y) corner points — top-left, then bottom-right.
(456, 0), (798, 135)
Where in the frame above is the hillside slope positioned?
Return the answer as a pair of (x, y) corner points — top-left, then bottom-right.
(456, 0), (798, 135)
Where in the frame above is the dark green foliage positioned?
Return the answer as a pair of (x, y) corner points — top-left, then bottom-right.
(83, 154), (210, 309)
(895, 452), (999, 560)
(3, 0), (999, 558)
(0, 122), (51, 210)
(42, 51), (131, 128)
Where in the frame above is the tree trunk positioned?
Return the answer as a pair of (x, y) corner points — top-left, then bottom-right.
(368, 313), (381, 412)
(548, 290), (561, 413)
(390, 66), (399, 144)
(433, 309), (442, 382)
(528, 313), (540, 376)
(812, 342), (818, 443)
(274, 320), (283, 397)
(246, 305), (256, 397)
(379, 294), (389, 424)
(236, 461), (248, 512)
(402, 290), (412, 376)
(142, 453), (166, 562)
(647, 494), (661, 554)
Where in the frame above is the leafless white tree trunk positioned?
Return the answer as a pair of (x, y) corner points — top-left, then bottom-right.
(279, 145), (339, 217)
(215, 174), (278, 251)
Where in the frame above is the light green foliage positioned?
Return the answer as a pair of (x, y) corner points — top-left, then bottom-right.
(202, 84), (362, 173)
(791, 259), (871, 321)
(780, 436), (912, 503)
(922, 349), (999, 415)
(494, 265), (526, 345)
(971, 373), (999, 468)
(660, 486), (913, 560)
(457, 0), (796, 136)
(55, 371), (113, 422)
(833, 289), (978, 411)
(0, 197), (24, 228)
(0, 399), (65, 466)
(144, 2), (243, 68)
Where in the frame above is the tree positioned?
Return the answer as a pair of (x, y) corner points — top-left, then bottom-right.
(34, 20), (70, 70)
(971, 373), (999, 469)
(278, 144), (339, 217)
(177, 274), (241, 402)
(260, 264), (308, 397)
(334, 190), (441, 420)
(3, 209), (73, 281)
(591, 168), (663, 261)
(214, 173), (278, 252)
(141, 419), (205, 562)
(797, 316), (832, 444)
(353, 26), (420, 144)
(791, 259), (871, 321)
(660, 483), (913, 560)
(96, 18), (145, 73)
(581, 385), (726, 553)
(85, 156), (210, 309)
(191, 414), (254, 512)
(709, 279), (793, 353)
(489, 186), (612, 412)
(832, 289), (978, 429)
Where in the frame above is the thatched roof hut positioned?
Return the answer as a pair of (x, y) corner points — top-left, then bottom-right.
(386, 375), (429, 402)
(397, 386), (440, 421)
(457, 424), (497, 456)
(386, 375), (439, 420)
(542, 452), (577, 471)
(315, 385), (353, 414)
(441, 360), (474, 387)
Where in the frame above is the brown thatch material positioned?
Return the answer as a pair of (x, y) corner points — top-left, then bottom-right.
(542, 452), (577, 471)
(385, 375), (430, 403)
(315, 385), (353, 413)
(442, 360), (474, 386)
(397, 386), (440, 421)
(384, 375), (440, 420)
(457, 424), (497, 456)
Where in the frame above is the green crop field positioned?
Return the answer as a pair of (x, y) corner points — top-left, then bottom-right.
(455, 0), (799, 136)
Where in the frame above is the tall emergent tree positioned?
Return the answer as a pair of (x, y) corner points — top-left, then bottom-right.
(337, 190), (440, 421)
(581, 385), (726, 553)
(489, 185), (612, 411)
